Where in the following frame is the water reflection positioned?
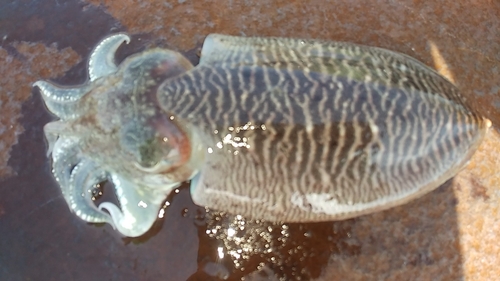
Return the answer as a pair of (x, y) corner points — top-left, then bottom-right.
(90, 173), (361, 280)
(103, 182), (361, 279)
(187, 204), (361, 280)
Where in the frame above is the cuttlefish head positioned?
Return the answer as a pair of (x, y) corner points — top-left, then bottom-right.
(34, 33), (204, 237)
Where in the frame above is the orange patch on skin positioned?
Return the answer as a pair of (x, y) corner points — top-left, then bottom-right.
(151, 115), (191, 169)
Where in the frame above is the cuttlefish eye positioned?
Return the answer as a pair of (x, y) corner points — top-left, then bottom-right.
(137, 135), (176, 168)
(134, 115), (191, 173)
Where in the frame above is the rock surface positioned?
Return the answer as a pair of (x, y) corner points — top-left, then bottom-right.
(0, 0), (498, 280)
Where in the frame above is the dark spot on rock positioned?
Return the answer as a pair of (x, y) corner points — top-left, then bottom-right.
(469, 177), (489, 201)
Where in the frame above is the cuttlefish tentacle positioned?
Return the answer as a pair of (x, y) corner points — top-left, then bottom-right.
(51, 136), (81, 190)
(33, 81), (90, 120)
(50, 126), (113, 225)
(99, 174), (168, 237)
(69, 159), (112, 224)
(33, 34), (130, 119)
(88, 33), (130, 82)
(44, 121), (68, 157)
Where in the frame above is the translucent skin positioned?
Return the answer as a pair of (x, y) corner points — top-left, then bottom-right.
(34, 34), (203, 237)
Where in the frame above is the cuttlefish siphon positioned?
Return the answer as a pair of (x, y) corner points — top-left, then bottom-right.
(33, 33), (490, 237)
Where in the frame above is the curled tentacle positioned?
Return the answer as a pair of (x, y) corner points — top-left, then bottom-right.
(68, 159), (112, 224)
(43, 121), (67, 157)
(88, 33), (130, 81)
(33, 81), (90, 120)
(99, 173), (177, 237)
(51, 136), (80, 190)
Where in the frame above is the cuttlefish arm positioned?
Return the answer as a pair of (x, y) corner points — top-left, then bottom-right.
(99, 174), (180, 237)
(68, 159), (112, 223)
(35, 33), (199, 237)
(88, 33), (130, 81)
(50, 135), (111, 224)
(33, 81), (91, 120)
(33, 34), (129, 120)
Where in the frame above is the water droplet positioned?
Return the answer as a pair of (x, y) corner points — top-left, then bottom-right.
(181, 208), (188, 217)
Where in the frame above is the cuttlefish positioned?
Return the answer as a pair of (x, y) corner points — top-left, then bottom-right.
(33, 33), (490, 237)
